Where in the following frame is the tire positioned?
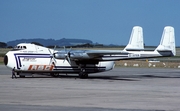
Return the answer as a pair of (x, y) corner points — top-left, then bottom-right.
(19, 75), (25, 78)
(50, 73), (59, 77)
(79, 72), (88, 79)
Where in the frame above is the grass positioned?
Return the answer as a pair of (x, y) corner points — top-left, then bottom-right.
(0, 57), (3, 64)
(0, 48), (11, 64)
(115, 60), (180, 68)
(0, 48), (11, 52)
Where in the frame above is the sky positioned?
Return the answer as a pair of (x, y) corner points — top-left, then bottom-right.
(0, 0), (180, 46)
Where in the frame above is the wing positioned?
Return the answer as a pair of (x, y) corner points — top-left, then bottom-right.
(85, 50), (129, 56)
(54, 49), (141, 61)
(54, 26), (175, 62)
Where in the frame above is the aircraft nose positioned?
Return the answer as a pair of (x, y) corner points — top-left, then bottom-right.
(4, 55), (8, 66)
(4, 52), (15, 69)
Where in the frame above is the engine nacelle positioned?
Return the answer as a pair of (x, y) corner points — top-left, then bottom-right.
(54, 52), (92, 60)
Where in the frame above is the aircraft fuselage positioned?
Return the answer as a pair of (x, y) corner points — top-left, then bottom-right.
(4, 43), (115, 78)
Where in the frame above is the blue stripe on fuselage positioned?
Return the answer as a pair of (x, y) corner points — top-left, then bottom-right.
(14, 53), (51, 69)
(13, 53), (106, 72)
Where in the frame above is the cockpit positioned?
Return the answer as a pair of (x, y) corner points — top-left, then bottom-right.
(12, 44), (27, 51)
(14, 45), (27, 49)
(11, 43), (45, 52)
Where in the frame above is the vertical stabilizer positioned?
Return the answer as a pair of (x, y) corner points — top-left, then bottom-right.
(124, 26), (144, 51)
(155, 26), (176, 56)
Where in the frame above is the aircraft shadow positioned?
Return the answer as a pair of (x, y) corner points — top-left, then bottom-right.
(19, 73), (180, 81)
(20, 74), (138, 81)
(61, 75), (138, 81)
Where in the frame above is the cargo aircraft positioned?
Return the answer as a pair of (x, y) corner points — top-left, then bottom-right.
(4, 26), (175, 78)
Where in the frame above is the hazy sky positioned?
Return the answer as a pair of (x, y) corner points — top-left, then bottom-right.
(0, 0), (179, 46)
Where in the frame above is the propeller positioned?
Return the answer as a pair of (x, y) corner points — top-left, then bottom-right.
(48, 46), (57, 65)
(63, 46), (72, 64)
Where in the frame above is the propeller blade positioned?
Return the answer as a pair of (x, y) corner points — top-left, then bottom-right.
(63, 46), (66, 53)
(48, 48), (57, 64)
(52, 45), (57, 63)
(67, 56), (71, 64)
(53, 45), (56, 52)
(63, 58), (66, 63)
(49, 57), (53, 65)
(48, 49), (52, 65)
(62, 46), (72, 64)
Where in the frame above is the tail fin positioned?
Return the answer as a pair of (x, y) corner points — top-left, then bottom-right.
(124, 26), (144, 51)
(155, 26), (176, 56)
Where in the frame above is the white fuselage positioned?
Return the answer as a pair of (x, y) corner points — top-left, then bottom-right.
(4, 43), (115, 75)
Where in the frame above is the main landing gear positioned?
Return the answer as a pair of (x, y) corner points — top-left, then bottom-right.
(79, 67), (88, 79)
(50, 73), (59, 77)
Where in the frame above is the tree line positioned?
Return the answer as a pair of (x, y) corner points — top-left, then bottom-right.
(0, 42), (7, 48)
(0, 41), (103, 48)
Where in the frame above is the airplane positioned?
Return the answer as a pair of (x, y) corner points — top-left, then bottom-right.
(4, 26), (175, 78)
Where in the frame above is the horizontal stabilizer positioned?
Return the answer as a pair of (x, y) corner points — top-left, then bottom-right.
(124, 26), (144, 51)
(155, 26), (176, 56)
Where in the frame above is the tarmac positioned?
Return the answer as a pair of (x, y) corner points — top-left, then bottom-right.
(0, 65), (180, 111)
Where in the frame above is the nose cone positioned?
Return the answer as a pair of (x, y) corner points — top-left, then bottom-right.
(4, 52), (16, 69)
(4, 55), (8, 66)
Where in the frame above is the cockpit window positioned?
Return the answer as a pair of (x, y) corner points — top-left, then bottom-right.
(23, 46), (27, 49)
(13, 45), (27, 50)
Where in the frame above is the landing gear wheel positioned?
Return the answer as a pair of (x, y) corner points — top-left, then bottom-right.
(19, 75), (25, 78)
(50, 73), (59, 77)
(79, 69), (88, 78)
